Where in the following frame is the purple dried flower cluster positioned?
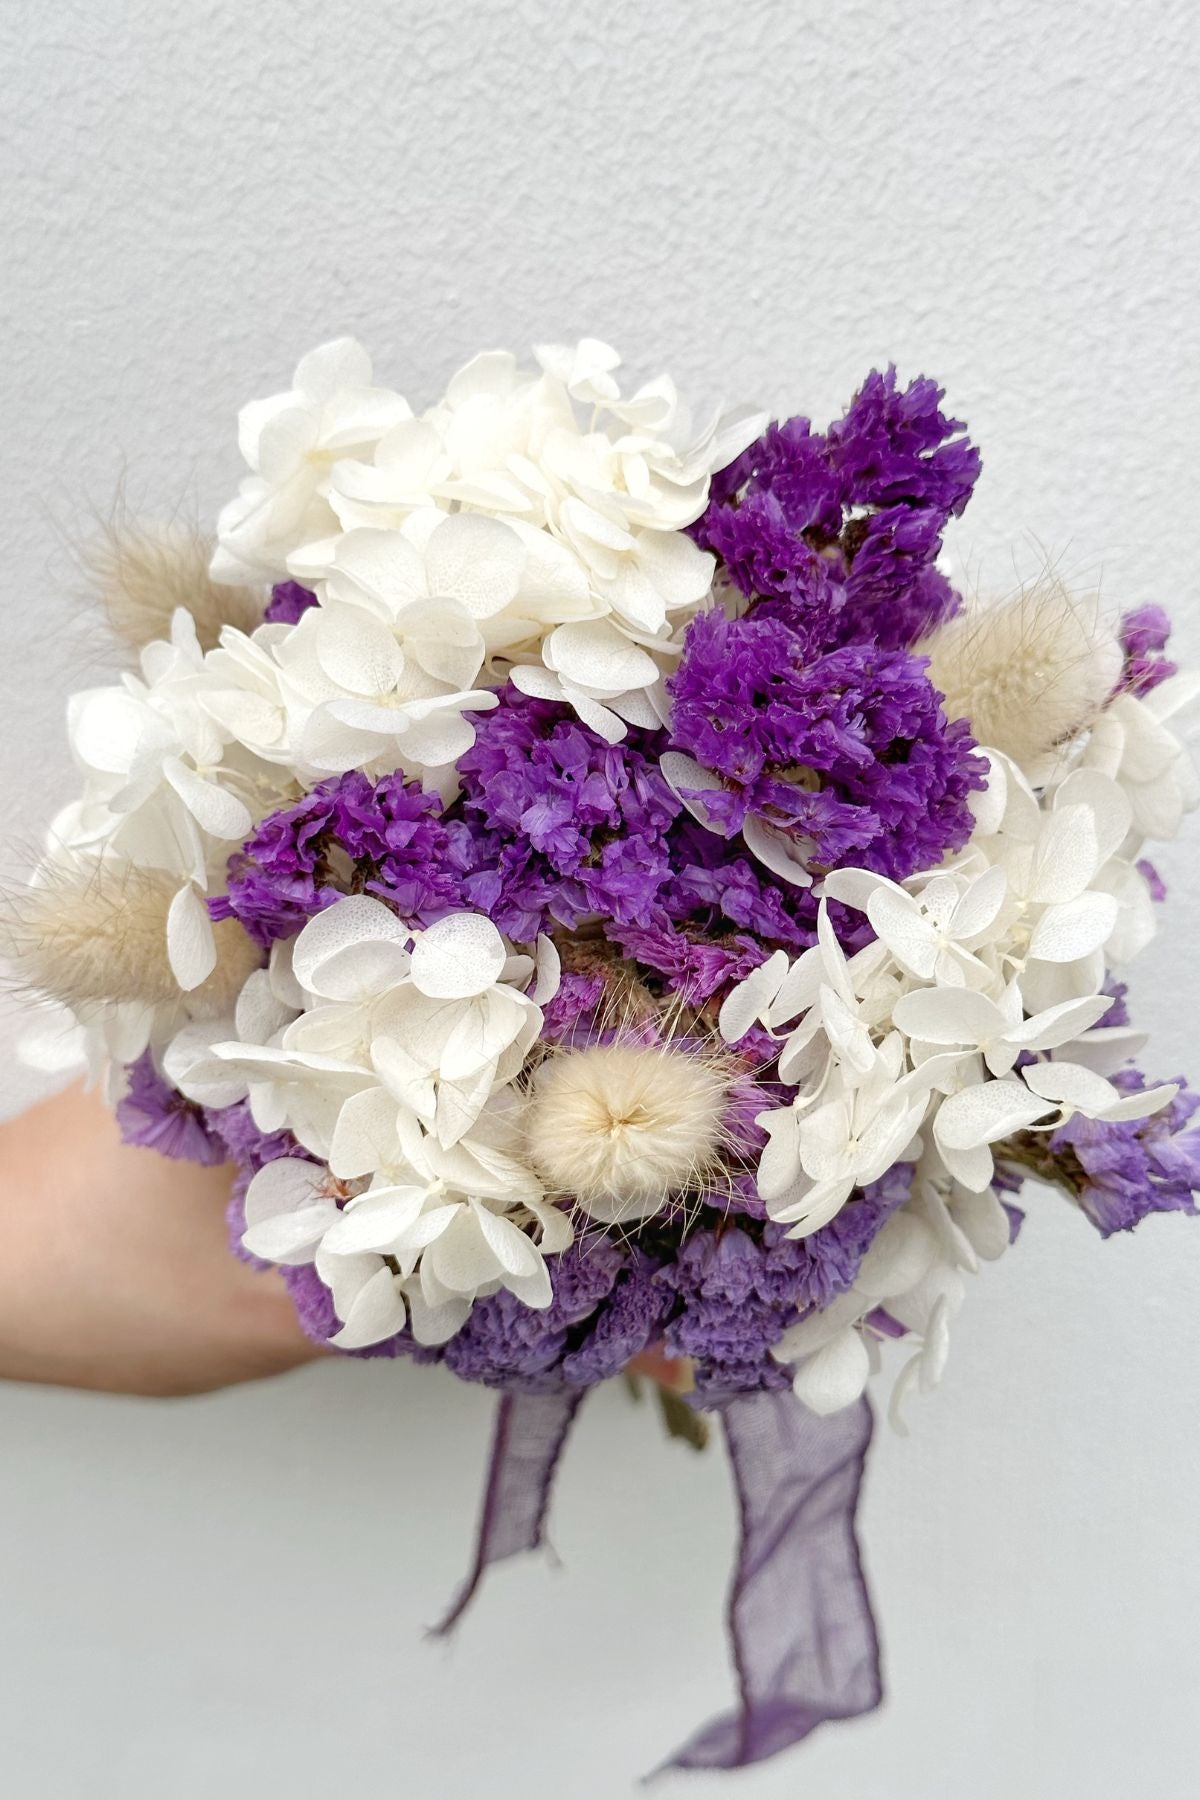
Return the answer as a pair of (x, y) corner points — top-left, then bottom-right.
(1118, 604), (1177, 695)
(218, 770), (479, 948)
(116, 1052), (226, 1165)
(456, 696), (679, 939)
(694, 366), (980, 653)
(263, 580), (319, 625)
(668, 615), (987, 882)
(1049, 1073), (1200, 1237)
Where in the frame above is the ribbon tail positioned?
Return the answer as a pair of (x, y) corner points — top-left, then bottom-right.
(431, 1389), (584, 1638)
(653, 1391), (882, 1774)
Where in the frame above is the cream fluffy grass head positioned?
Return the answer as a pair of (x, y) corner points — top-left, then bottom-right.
(522, 1037), (733, 1226)
(0, 861), (260, 1018)
(920, 573), (1123, 780)
(86, 519), (264, 654)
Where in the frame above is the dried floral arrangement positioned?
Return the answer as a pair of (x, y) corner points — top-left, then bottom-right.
(6, 338), (1198, 1772)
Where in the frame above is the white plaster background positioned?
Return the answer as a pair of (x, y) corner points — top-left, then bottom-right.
(1, 2), (1199, 1795)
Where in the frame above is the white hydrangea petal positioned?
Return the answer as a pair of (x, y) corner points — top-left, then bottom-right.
(1061, 1025), (1148, 1076)
(404, 1284), (472, 1346)
(1095, 1083), (1179, 1123)
(952, 1185), (1012, 1261)
(866, 886), (938, 978)
(423, 513), (525, 618)
(792, 1329), (871, 1416)
(947, 863), (1009, 940)
(312, 605), (406, 696)
(935, 1080), (1056, 1148)
(854, 1213), (939, 1300)
(1025, 804), (1099, 904)
(243, 1156), (327, 1226)
(410, 913), (508, 999)
(754, 1106), (803, 1199)
(166, 882), (217, 991)
(820, 868), (898, 913)
(892, 987), (1001, 1046)
(771, 1291), (864, 1362)
(328, 1265), (408, 1350)
(1052, 768), (1133, 864)
(718, 948), (790, 1043)
(323, 1184), (430, 1253)
(544, 619), (659, 693)
(161, 759), (253, 841)
(327, 1086), (404, 1180)
(293, 337), (374, 401)
(1027, 892), (1119, 962)
(234, 968), (295, 1045)
(242, 1205), (336, 1265)
(423, 1206), (506, 1294)
(742, 815), (815, 888)
(292, 896), (412, 1000)
(1004, 994), (1111, 1054)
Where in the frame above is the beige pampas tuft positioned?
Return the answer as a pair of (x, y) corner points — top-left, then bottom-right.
(523, 1040), (730, 1225)
(87, 521), (264, 653)
(0, 863), (260, 1018)
(920, 575), (1123, 780)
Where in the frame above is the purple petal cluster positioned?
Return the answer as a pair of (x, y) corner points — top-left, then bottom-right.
(1118, 604), (1177, 695)
(456, 690), (680, 939)
(263, 580), (319, 625)
(1050, 1073), (1200, 1237)
(219, 770), (479, 947)
(668, 610), (986, 882)
(441, 1239), (667, 1392)
(659, 1169), (911, 1397)
(695, 367), (980, 653)
(116, 1052), (226, 1165)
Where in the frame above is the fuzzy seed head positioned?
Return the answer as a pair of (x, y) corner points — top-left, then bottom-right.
(0, 864), (260, 1018)
(523, 1041), (730, 1224)
(920, 576), (1123, 778)
(89, 522), (264, 653)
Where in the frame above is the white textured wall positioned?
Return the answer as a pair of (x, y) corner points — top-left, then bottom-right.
(3, 3), (1200, 1795)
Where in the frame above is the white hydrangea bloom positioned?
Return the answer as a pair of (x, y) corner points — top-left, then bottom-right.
(170, 895), (558, 1160)
(52, 610), (289, 992)
(721, 755), (1179, 1245)
(240, 1096), (573, 1351)
(211, 336), (764, 741)
(210, 339), (411, 584)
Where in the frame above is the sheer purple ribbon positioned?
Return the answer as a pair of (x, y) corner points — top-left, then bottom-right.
(431, 1389), (585, 1637)
(434, 1386), (882, 1773)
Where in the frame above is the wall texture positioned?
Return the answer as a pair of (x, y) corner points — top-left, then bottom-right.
(2, 3), (1199, 1795)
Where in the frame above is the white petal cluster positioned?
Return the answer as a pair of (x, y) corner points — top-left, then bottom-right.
(166, 896), (569, 1347)
(211, 336), (763, 741)
(721, 724), (1197, 1421)
(43, 610), (290, 1003)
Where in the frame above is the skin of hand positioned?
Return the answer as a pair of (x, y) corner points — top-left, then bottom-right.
(0, 1081), (323, 1397)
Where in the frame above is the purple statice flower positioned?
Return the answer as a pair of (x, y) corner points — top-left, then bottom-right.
(263, 580), (319, 625)
(668, 610), (986, 883)
(662, 818), (815, 951)
(694, 367), (980, 653)
(658, 1167), (911, 1397)
(1050, 1073), (1200, 1237)
(116, 1053), (226, 1165)
(608, 919), (768, 1003)
(441, 1239), (667, 1392)
(539, 968), (607, 1039)
(457, 689), (680, 940)
(1118, 604), (1177, 695)
(220, 770), (479, 947)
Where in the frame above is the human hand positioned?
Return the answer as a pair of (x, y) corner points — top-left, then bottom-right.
(0, 1081), (323, 1396)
